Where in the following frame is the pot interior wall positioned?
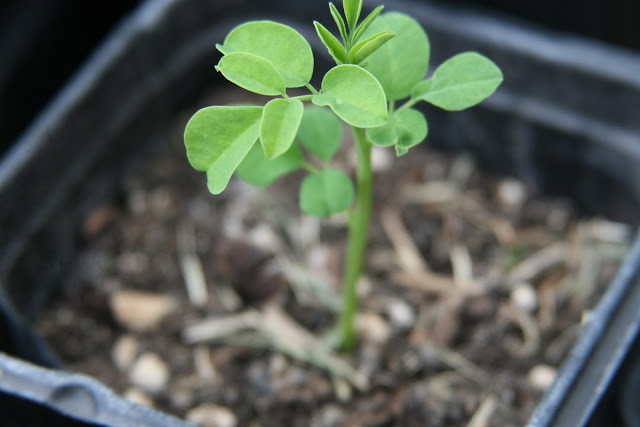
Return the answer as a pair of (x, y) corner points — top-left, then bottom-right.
(0, 0), (638, 424)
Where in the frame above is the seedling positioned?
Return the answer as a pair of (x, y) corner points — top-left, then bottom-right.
(184, 0), (503, 351)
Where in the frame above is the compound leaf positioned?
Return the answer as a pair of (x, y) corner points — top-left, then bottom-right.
(260, 98), (304, 159)
(300, 168), (354, 217)
(312, 64), (387, 128)
(217, 21), (313, 87)
(411, 52), (503, 111)
(297, 106), (344, 161)
(184, 106), (263, 194)
(362, 12), (430, 101)
(236, 141), (304, 187)
(215, 52), (285, 96)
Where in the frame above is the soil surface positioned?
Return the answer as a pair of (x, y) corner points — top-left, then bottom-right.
(37, 91), (631, 426)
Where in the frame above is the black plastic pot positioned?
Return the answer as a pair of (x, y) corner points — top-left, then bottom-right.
(0, 0), (638, 424)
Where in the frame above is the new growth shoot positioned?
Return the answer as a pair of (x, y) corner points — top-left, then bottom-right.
(184, 0), (503, 351)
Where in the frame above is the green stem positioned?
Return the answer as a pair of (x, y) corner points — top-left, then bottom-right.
(397, 97), (419, 112)
(291, 94), (314, 102)
(305, 83), (320, 95)
(339, 126), (372, 352)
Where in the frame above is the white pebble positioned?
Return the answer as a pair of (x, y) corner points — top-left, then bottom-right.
(510, 282), (538, 313)
(386, 299), (416, 331)
(123, 387), (154, 407)
(497, 178), (527, 209)
(247, 223), (281, 253)
(186, 403), (237, 427)
(528, 364), (557, 391)
(110, 290), (177, 333)
(129, 352), (170, 394)
(116, 251), (149, 275)
(371, 146), (393, 173)
(112, 334), (140, 371)
(355, 313), (391, 345)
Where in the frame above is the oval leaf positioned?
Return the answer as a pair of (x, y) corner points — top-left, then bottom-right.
(184, 106), (263, 194)
(362, 12), (430, 101)
(343, 0), (363, 30)
(394, 108), (428, 156)
(366, 119), (397, 147)
(217, 21), (314, 87)
(300, 168), (354, 217)
(260, 98), (304, 159)
(216, 52), (285, 96)
(350, 31), (396, 64)
(297, 106), (344, 161)
(411, 52), (503, 111)
(236, 141), (304, 187)
(314, 21), (348, 64)
(312, 64), (387, 128)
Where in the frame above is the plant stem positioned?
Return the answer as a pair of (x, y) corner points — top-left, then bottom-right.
(339, 126), (372, 352)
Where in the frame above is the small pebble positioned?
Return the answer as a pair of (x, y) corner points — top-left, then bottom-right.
(112, 334), (140, 371)
(149, 187), (174, 217)
(387, 298), (416, 331)
(186, 403), (237, 427)
(306, 244), (341, 289)
(82, 204), (119, 238)
(355, 313), (391, 345)
(528, 364), (557, 391)
(247, 223), (281, 253)
(311, 404), (345, 427)
(371, 146), (393, 173)
(510, 282), (538, 313)
(129, 352), (170, 394)
(109, 289), (177, 333)
(123, 387), (154, 407)
(268, 353), (289, 378)
(116, 251), (149, 275)
(497, 178), (527, 210)
(127, 187), (147, 215)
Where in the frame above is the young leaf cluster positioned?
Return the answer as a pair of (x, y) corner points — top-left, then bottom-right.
(184, 0), (503, 218)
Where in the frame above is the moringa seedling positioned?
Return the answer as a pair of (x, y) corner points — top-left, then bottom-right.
(184, 0), (503, 351)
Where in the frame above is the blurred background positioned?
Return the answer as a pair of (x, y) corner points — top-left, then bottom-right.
(1, 0), (639, 156)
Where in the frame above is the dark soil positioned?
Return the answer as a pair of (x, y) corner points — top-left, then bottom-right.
(37, 91), (630, 426)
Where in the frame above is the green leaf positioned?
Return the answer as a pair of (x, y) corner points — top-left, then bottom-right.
(362, 12), (430, 101)
(350, 30), (396, 64)
(297, 106), (344, 161)
(411, 52), (503, 111)
(394, 108), (428, 156)
(343, 0), (363, 31)
(314, 21), (348, 64)
(217, 21), (314, 87)
(352, 5), (384, 44)
(366, 119), (397, 147)
(300, 168), (354, 217)
(260, 98), (304, 159)
(236, 141), (304, 187)
(367, 108), (427, 151)
(215, 52), (285, 96)
(184, 106), (262, 194)
(312, 64), (387, 128)
(329, 2), (348, 43)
